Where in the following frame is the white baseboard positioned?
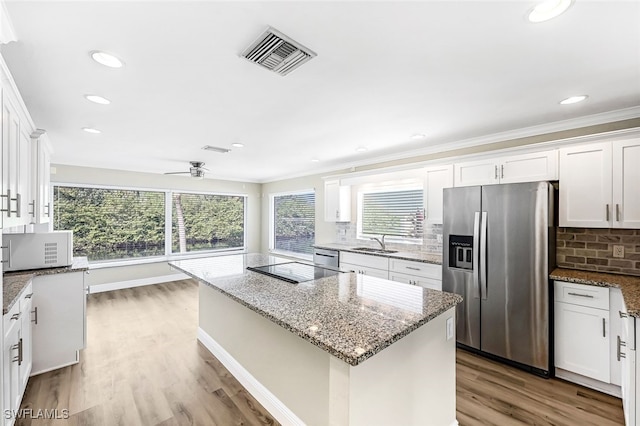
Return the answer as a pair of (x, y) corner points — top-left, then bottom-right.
(555, 368), (622, 398)
(89, 273), (189, 294)
(197, 327), (305, 426)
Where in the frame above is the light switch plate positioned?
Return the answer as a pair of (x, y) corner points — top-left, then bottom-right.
(437, 234), (443, 244)
(613, 245), (625, 258)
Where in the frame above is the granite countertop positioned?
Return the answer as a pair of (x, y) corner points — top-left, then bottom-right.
(170, 253), (461, 366)
(3, 256), (89, 315)
(313, 242), (443, 265)
(550, 268), (640, 317)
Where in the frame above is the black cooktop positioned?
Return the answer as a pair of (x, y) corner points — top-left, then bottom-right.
(246, 262), (343, 284)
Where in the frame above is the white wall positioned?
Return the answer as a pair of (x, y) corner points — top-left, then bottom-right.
(52, 164), (262, 288)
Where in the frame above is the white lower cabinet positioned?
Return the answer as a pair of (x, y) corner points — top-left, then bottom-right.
(340, 251), (443, 290)
(32, 271), (86, 375)
(554, 281), (613, 385)
(2, 282), (33, 426)
(388, 258), (442, 290)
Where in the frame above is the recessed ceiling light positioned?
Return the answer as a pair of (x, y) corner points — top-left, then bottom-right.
(528, 0), (572, 23)
(84, 94), (111, 105)
(560, 95), (588, 105)
(90, 50), (124, 68)
(82, 127), (101, 134)
(355, 147), (368, 152)
(311, 158), (320, 163)
(410, 133), (426, 139)
(231, 143), (244, 148)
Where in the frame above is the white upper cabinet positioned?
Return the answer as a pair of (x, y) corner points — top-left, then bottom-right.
(454, 150), (558, 187)
(424, 164), (453, 224)
(612, 139), (640, 229)
(453, 158), (499, 187)
(1, 90), (28, 228)
(560, 139), (640, 228)
(499, 150), (558, 184)
(324, 179), (351, 222)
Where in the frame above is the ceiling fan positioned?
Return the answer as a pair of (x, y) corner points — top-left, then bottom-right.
(165, 161), (209, 179)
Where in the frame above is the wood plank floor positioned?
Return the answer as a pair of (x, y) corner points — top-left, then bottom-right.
(17, 279), (625, 426)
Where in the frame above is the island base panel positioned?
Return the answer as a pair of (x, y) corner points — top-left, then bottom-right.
(198, 283), (457, 426)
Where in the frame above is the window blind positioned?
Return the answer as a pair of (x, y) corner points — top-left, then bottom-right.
(273, 192), (315, 255)
(361, 189), (424, 238)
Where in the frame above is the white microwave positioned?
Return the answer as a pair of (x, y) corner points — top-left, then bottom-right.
(2, 231), (73, 272)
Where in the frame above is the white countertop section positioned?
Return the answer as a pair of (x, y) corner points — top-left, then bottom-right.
(170, 253), (461, 365)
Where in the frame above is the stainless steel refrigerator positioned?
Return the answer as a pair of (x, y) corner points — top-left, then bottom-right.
(442, 181), (555, 377)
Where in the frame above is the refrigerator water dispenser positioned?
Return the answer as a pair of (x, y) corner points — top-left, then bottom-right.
(448, 235), (473, 270)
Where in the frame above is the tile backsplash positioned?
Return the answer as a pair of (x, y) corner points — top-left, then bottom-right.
(333, 222), (443, 254)
(557, 228), (640, 276)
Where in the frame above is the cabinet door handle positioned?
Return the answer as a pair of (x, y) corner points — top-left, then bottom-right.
(29, 200), (36, 217)
(501, 164), (504, 179)
(606, 204), (610, 221)
(0, 240), (12, 269)
(494, 165), (498, 180)
(602, 318), (606, 337)
(31, 306), (38, 325)
(616, 204), (620, 222)
(567, 292), (594, 298)
(45, 202), (51, 217)
(618, 336), (627, 361)
(18, 338), (23, 366)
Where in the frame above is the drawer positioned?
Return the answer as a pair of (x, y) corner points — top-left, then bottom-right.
(3, 299), (21, 338)
(389, 259), (441, 280)
(554, 281), (609, 310)
(340, 252), (389, 270)
(389, 271), (442, 291)
(341, 263), (389, 279)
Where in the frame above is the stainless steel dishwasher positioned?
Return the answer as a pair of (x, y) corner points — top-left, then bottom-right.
(313, 247), (339, 268)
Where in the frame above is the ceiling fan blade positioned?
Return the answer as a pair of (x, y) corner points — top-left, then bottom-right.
(201, 167), (210, 172)
(164, 171), (190, 175)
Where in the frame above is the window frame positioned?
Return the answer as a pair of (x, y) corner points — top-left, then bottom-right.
(51, 182), (248, 267)
(269, 188), (316, 261)
(356, 182), (425, 245)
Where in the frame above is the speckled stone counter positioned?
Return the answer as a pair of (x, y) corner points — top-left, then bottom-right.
(3, 256), (89, 315)
(550, 268), (640, 317)
(170, 253), (461, 366)
(313, 242), (443, 265)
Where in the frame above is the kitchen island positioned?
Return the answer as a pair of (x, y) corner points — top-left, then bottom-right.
(170, 253), (462, 426)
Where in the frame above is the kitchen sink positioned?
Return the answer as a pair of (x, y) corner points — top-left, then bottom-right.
(351, 247), (398, 254)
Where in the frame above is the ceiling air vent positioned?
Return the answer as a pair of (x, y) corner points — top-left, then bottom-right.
(241, 27), (316, 76)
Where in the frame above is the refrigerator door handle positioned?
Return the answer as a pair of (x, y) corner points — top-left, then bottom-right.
(480, 212), (488, 300)
(472, 212), (481, 299)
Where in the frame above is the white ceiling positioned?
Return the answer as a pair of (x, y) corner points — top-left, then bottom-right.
(1, 1), (639, 183)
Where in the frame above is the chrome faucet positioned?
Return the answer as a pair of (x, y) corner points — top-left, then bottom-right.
(371, 235), (386, 250)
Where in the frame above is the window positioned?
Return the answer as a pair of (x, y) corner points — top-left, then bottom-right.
(53, 185), (247, 263)
(172, 192), (244, 253)
(358, 187), (424, 243)
(53, 186), (165, 261)
(271, 191), (315, 257)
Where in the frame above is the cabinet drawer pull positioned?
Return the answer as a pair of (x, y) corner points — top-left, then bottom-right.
(567, 292), (594, 298)
(405, 266), (420, 271)
(11, 312), (20, 321)
(618, 336), (627, 361)
(620, 311), (629, 318)
(24, 293), (33, 299)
